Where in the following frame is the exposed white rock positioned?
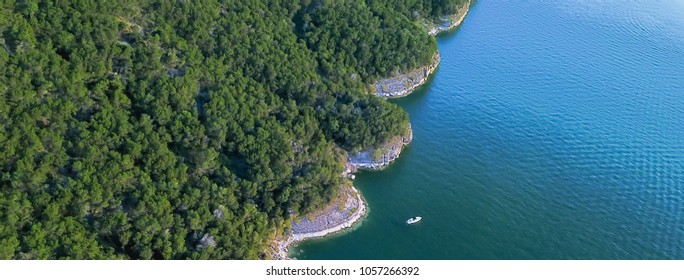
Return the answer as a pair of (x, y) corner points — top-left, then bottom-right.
(198, 233), (217, 249)
(373, 53), (440, 98)
(213, 208), (224, 220)
(347, 123), (413, 171)
(427, 0), (471, 36)
(274, 186), (366, 260)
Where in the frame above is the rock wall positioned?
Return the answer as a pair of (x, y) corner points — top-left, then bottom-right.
(373, 54), (440, 98)
(273, 186), (366, 260)
(427, 0), (472, 36)
(346, 123), (413, 172)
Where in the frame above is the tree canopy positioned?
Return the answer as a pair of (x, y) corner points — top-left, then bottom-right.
(0, 0), (463, 259)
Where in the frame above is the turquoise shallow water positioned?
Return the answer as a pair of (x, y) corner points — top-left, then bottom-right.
(294, 1), (684, 259)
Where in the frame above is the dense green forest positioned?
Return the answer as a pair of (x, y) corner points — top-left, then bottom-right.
(376, 0), (468, 20)
(0, 0), (465, 259)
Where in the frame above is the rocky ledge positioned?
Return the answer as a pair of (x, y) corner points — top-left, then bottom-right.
(346, 123), (413, 171)
(427, 0), (471, 36)
(372, 0), (471, 98)
(373, 53), (440, 98)
(270, 185), (366, 260)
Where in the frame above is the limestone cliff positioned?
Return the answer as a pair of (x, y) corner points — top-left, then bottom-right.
(346, 123), (413, 172)
(372, 54), (440, 98)
(427, 0), (472, 36)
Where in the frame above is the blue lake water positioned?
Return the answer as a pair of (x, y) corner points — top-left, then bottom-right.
(294, 1), (684, 259)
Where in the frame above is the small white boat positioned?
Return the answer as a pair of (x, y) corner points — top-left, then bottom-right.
(406, 216), (422, 224)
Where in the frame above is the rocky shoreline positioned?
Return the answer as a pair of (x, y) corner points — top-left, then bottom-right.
(269, 124), (412, 259)
(270, 185), (366, 260)
(373, 0), (471, 98)
(427, 0), (472, 36)
(373, 53), (441, 98)
(267, 1), (470, 260)
(346, 124), (413, 171)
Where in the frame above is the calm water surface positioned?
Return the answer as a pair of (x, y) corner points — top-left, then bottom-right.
(294, 1), (684, 259)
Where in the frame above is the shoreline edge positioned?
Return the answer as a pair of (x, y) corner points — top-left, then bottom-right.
(269, 0), (471, 260)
